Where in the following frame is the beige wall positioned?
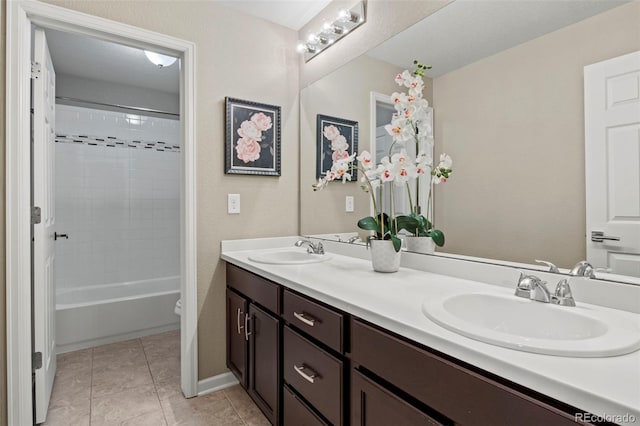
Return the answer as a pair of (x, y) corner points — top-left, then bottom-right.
(0, 0), (300, 392)
(300, 55), (403, 235)
(433, 2), (640, 268)
(298, 0), (452, 87)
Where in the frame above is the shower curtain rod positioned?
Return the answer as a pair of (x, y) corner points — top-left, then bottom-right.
(55, 96), (180, 117)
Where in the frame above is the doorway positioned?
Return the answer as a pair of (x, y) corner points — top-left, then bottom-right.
(6, 2), (197, 425)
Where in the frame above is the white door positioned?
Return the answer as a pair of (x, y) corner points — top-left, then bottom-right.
(33, 28), (57, 424)
(585, 51), (640, 278)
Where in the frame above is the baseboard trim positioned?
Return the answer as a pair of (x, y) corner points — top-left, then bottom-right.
(197, 372), (239, 396)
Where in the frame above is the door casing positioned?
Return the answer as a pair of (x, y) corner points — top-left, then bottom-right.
(6, 2), (198, 424)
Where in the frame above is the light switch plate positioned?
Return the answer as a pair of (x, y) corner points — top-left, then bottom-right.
(228, 194), (240, 214)
(346, 196), (355, 212)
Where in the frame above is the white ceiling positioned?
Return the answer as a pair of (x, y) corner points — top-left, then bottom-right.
(44, 1), (330, 93)
(367, 0), (629, 78)
(216, 0), (332, 30)
(45, 29), (180, 94)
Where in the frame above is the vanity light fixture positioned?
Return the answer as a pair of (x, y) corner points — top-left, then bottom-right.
(297, 1), (366, 62)
(144, 50), (178, 68)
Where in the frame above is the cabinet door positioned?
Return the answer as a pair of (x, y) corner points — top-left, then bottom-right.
(226, 289), (248, 388)
(351, 370), (446, 426)
(249, 303), (281, 425)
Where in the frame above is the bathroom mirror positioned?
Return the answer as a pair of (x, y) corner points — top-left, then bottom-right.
(299, 0), (640, 284)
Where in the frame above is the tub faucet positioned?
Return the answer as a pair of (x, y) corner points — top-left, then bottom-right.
(294, 239), (325, 255)
(569, 261), (596, 278)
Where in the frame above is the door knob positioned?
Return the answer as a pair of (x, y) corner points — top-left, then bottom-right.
(54, 232), (69, 240)
(590, 231), (620, 243)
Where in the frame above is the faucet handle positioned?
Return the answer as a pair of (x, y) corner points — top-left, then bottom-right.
(515, 272), (536, 298)
(553, 279), (576, 307)
(535, 259), (560, 273)
(569, 261), (596, 278)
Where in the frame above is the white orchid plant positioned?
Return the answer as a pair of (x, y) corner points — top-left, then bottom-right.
(312, 61), (453, 252)
(385, 60), (453, 247)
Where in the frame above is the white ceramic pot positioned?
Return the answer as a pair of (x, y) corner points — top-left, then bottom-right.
(404, 236), (436, 254)
(369, 239), (402, 273)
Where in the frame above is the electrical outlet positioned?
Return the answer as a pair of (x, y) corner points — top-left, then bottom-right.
(228, 194), (240, 214)
(345, 196), (355, 212)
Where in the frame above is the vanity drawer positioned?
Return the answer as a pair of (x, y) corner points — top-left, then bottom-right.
(283, 385), (328, 426)
(284, 326), (343, 426)
(283, 289), (344, 353)
(226, 264), (280, 314)
(350, 318), (581, 426)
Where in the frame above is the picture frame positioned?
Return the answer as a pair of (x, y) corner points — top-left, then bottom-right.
(316, 114), (359, 180)
(225, 97), (281, 176)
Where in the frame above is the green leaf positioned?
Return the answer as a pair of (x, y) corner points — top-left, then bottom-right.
(391, 235), (402, 252)
(429, 229), (445, 247)
(408, 213), (432, 236)
(357, 216), (379, 233)
(395, 215), (419, 233)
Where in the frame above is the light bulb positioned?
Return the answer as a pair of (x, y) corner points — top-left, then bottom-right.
(144, 50), (177, 68)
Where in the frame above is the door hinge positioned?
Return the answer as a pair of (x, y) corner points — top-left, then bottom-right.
(33, 352), (43, 371)
(31, 61), (41, 79)
(32, 206), (42, 224)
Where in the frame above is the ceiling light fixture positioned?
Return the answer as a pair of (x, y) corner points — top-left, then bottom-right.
(297, 1), (366, 62)
(144, 50), (178, 68)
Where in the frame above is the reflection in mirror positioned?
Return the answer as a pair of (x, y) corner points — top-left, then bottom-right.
(299, 0), (640, 283)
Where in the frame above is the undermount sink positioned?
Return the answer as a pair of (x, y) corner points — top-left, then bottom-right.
(422, 292), (640, 357)
(248, 250), (332, 265)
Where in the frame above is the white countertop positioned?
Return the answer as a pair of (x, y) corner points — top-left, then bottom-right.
(221, 237), (640, 424)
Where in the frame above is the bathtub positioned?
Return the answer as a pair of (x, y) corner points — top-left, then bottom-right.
(56, 276), (180, 353)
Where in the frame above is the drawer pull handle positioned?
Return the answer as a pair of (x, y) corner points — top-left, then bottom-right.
(293, 364), (319, 384)
(236, 308), (244, 335)
(293, 311), (317, 327)
(244, 313), (251, 341)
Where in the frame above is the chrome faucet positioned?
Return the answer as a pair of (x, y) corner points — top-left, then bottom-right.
(535, 259), (560, 273)
(515, 273), (576, 306)
(516, 273), (551, 302)
(294, 239), (325, 255)
(569, 261), (596, 278)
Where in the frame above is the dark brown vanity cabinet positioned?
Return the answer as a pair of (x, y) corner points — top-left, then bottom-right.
(350, 318), (593, 426)
(226, 265), (281, 425)
(226, 262), (597, 426)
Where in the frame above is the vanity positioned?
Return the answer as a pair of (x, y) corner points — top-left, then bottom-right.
(222, 237), (640, 426)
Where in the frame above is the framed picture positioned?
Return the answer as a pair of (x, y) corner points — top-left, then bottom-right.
(225, 97), (281, 176)
(316, 114), (358, 180)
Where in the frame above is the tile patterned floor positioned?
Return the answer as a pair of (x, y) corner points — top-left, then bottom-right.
(43, 330), (269, 426)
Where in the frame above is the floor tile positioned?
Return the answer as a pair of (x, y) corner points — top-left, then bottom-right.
(120, 409), (168, 426)
(162, 395), (244, 426)
(49, 362), (92, 410)
(148, 355), (181, 384)
(42, 398), (90, 426)
(90, 383), (162, 426)
(93, 339), (147, 371)
(47, 333), (267, 426)
(243, 412), (271, 426)
(91, 362), (155, 399)
(224, 385), (263, 419)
